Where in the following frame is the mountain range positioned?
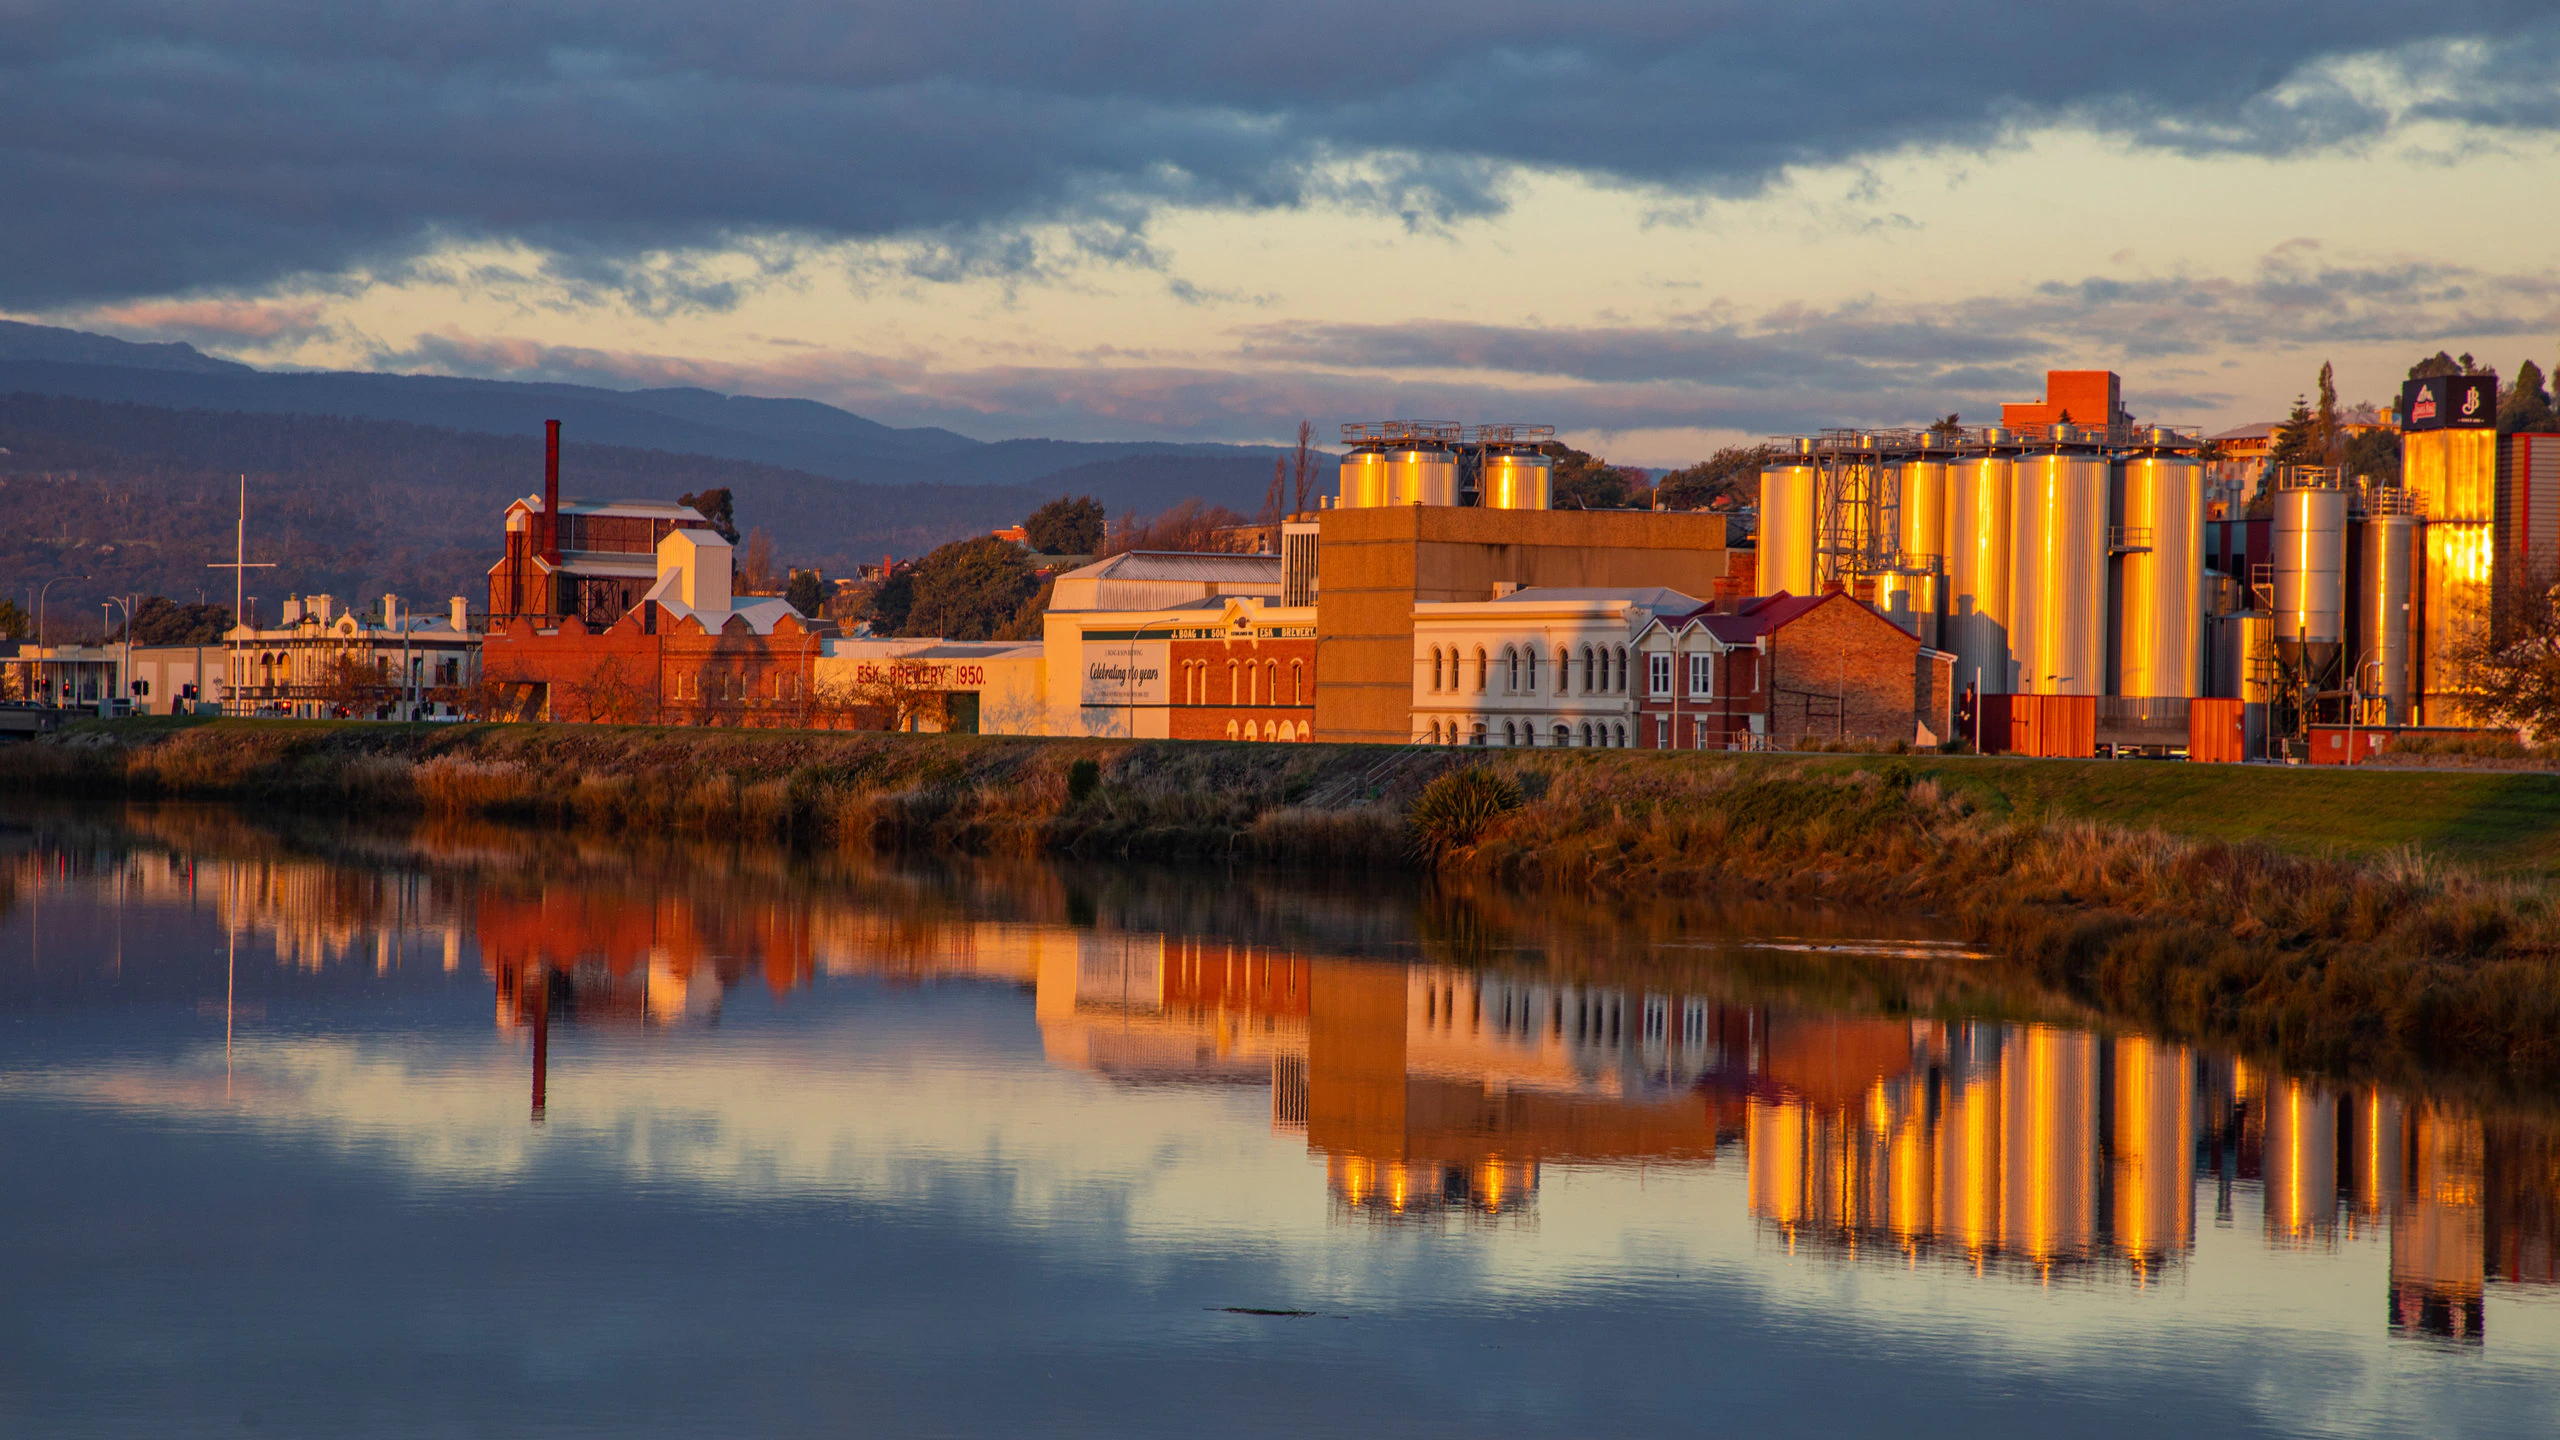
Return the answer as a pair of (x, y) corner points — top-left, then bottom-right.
(0, 321), (1312, 631)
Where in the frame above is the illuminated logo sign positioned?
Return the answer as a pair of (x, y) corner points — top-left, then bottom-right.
(2461, 383), (2483, 417)
(2411, 388), (2437, 423)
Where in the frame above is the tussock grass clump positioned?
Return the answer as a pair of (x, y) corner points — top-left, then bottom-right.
(1406, 767), (1524, 858)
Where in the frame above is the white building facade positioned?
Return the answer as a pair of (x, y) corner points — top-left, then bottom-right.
(1409, 587), (1702, 747)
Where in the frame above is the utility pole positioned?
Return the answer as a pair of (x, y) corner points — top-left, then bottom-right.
(207, 476), (276, 716)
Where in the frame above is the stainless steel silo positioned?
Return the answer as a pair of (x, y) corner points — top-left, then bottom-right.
(2273, 480), (2348, 680)
(1946, 432), (2014, 694)
(1479, 451), (1552, 510)
(1880, 439), (1949, 644)
(2116, 430), (2205, 698)
(1337, 448), (1390, 509)
(1758, 445), (1820, 598)
(2008, 427), (2109, 695)
(2360, 504), (2421, 724)
(1382, 441), (1461, 506)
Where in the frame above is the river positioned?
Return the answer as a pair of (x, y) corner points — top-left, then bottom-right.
(3, 802), (2555, 1438)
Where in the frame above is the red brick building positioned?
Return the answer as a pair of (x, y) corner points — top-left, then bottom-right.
(1634, 592), (1954, 749)
(486, 421), (722, 629)
(481, 517), (840, 726)
(1166, 601), (1317, 741)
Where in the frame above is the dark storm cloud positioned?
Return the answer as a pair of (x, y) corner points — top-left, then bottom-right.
(4, 1), (2557, 307)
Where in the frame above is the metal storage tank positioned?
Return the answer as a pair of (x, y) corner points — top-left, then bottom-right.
(1337, 448), (1391, 509)
(2116, 430), (2205, 698)
(1880, 438), (1949, 643)
(1479, 451), (1552, 510)
(1381, 442), (1461, 507)
(2361, 501), (2422, 724)
(2273, 478), (2348, 680)
(1945, 433), (2014, 694)
(1758, 444), (1820, 598)
(2008, 427), (2109, 695)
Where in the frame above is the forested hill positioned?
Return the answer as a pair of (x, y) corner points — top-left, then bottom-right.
(0, 394), (1060, 626)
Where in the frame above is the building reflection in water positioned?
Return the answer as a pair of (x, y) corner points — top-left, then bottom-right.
(11, 834), (2557, 1343)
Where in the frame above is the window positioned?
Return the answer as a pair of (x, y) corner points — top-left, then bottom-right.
(1648, 653), (1671, 697)
(1267, 660), (1279, 703)
(1657, 715), (1670, 748)
(1615, 722), (1627, 748)
(1291, 660), (1304, 704)
(1554, 648), (1568, 695)
(1505, 647), (1519, 692)
(1473, 647), (1487, 693)
(1249, 662), (1261, 705)
(1689, 652), (1712, 698)
(1277, 721), (1296, 741)
(1227, 659), (1240, 702)
(1227, 719), (1241, 740)
(1471, 722), (1486, 746)
(1524, 648), (1537, 691)
(1553, 723), (1570, 746)
(1580, 645), (1594, 693)
(1580, 722), (1593, 747)
(1245, 720), (1259, 740)
(1431, 647), (1444, 691)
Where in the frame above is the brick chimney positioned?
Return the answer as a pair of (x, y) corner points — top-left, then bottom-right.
(542, 418), (562, 563)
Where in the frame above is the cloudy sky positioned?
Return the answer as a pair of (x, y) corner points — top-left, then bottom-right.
(7, 1), (2560, 462)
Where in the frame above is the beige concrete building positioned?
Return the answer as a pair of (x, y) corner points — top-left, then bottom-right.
(1410, 587), (1702, 748)
(1311, 506), (1729, 743)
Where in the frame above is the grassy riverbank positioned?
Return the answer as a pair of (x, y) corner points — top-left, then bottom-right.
(11, 717), (2560, 1092)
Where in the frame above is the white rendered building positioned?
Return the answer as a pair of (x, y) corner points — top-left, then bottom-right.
(1409, 586), (1701, 747)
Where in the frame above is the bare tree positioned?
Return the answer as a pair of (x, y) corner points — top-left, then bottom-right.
(1291, 419), (1314, 514)
(1262, 456), (1286, 527)
(828, 663), (952, 732)
(562, 652), (654, 724)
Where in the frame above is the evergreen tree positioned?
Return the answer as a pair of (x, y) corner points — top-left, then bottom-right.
(902, 535), (1040, 641)
(2500, 358), (2557, 434)
(677, 487), (739, 543)
(2315, 361), (2341, 464)
(1023, 494), (1105, 555)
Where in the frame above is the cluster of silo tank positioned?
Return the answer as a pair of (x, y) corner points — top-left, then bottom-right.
(1756, 425), (2206, 700)
(1333, 422), (1557, 510)
(1757, 428), (2427, 721)
(2219, 472), (2423, 726)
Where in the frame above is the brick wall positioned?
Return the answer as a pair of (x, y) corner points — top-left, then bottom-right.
(1767, 598), (1928, 745)
(481, 603), (830, 727)
(1169, 632), (1316, 740)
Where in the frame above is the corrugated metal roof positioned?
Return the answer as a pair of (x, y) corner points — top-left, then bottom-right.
(1057, 551), (1281, 583)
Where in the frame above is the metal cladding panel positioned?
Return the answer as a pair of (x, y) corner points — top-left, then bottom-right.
(1338, 451), (1391, 509)
(2407, 427), (2494, 723)
(1757, 464), (1820, 598)
(1479, 453), (1552, 510)
(1382, 450), (1461, 507)
(2007, 453), (2107, 695)
(2117, 456), (2204, 698)
(1945, 456), (2014, 694)
(2360, 514), (2420, 725)
(2495, 433), (2560, 577)
(2273, 485), (2348, 674)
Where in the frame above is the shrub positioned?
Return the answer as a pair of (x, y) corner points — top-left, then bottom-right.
(1066, 757), (1101, 805)
(1407, 766), (1523, 858)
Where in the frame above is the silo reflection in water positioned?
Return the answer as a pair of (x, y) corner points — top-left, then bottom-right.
(2001, 1025), (2098, 1264)
(2110, 1036), (2194, 1267)
(2263, 1078), (2340, 1246)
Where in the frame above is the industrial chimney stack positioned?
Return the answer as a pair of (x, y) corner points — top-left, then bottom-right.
(542, 418), (563, 564)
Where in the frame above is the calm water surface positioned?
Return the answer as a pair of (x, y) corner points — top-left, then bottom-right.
(4, 804), (2557, 1438)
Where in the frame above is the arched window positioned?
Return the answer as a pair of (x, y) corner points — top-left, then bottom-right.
(1430, 647), (1444, 691)
(1248, 662), (1261, 705)
(1552, 723), (1570, 746)
(1555, 648), (1569, 695)
(1580, 722), (1594, 747)
(1615, 646), (1629, 693)
(1245, 720), (1260, 741)
(1226, 719), (1240, 740)
(1277, 721), (1295, 742)
(1473, 647), (1488, 692)
(1227, 659), (1239, 702)
(1471, 722), (1487, 747)
(1503, 720), (1517, 747)
(1266, 660), (1279, 704)
(1291, 660), (1304, 704)
(1580, 645), (1595, 693)
(1502, 646), (1517, 693)
(1616, 722), (1629, 748)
